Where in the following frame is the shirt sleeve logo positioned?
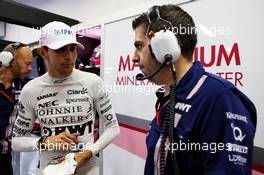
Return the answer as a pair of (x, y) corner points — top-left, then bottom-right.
(231, 123), (246, 142)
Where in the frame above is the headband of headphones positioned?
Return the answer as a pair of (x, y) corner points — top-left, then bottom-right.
(0, 42), (27, 67)
(12, 42), (26, 50)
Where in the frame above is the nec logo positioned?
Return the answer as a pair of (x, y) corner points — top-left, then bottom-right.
(175, 102), (192, 112)
(38, 100), (59, 108)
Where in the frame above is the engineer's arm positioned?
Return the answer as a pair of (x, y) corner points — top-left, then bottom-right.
(198, 88), (256, 175)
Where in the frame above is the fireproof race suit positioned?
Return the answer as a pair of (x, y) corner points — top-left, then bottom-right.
(12, 69), (120, 173)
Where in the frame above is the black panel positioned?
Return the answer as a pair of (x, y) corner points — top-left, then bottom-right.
(0, 40), (13, 51)
(0, 0), (80, 28)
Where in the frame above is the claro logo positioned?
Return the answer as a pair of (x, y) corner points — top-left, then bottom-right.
(67, 88), (88, 95)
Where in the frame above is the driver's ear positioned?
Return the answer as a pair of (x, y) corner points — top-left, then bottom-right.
(37, 47), (48, 60)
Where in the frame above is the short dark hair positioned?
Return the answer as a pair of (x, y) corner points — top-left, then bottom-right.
(132, 4), (197, 59)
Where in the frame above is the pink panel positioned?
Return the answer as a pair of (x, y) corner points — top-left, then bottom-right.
(77, 26), (101, 40)
(253, 170), (264, 175)
(113, 125), (147, 160)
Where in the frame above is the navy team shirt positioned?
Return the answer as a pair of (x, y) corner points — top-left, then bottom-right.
(144, 61), (257, 175)
(0, 78), (29, 154)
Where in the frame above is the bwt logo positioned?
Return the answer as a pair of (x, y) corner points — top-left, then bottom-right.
(54, 29), (73, 35)
(175, 102), (192, 112)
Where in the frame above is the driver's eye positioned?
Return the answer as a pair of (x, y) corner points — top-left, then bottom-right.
(55, 47), (66, 53)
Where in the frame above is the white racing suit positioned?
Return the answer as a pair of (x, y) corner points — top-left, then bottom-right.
(12, 69), (120, 175)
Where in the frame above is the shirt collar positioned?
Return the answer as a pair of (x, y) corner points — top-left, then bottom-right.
(155, 61), (205, 101)
(45, 69), (77, 84)
(175, 61), (205, 99)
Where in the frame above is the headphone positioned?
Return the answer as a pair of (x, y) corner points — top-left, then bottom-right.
(147, 7), (181, 175)
(0, 42), (26, 67)
(147, 5), (181, 64)
(136, 6), (182, 80)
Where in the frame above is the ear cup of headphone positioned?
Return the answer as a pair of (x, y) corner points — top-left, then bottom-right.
(149, 30), (181, 64)
(0, 51), (14, 67)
